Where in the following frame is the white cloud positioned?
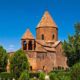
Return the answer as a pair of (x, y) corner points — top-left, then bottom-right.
(7, 44), (15, 52)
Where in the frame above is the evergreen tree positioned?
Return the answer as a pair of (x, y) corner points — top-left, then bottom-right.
(63, 23), (80, 67)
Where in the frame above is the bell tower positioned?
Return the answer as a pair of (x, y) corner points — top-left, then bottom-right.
(36, 11), (58, 42)
(21, 29), (35, 51)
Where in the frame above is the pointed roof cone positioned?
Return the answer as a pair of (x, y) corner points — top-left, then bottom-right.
(37, 11), (57, 28)
(22, 29), (34, 39)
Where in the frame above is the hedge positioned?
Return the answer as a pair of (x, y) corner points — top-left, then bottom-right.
(0, 72), (14, 79)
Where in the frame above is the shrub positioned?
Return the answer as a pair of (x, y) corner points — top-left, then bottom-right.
(39, 72), (45, 80)
(57, 71), (71, 80)
(71, 63), (80, 80)
(29, 72), (39, 78)
(49, 70), (71, 80)
(0, 72), (14, 79)
(49, 72), (58, 80)
(19, 71), (29, 80)
(30, 77), (37, 80)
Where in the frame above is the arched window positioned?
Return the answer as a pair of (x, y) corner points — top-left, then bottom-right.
(52, 34), (54, 40)
(28, 41), (32, 50)
(41, 34), (44, 40)
(23, 41), (27, 50)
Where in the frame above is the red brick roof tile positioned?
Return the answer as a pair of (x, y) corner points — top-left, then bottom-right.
(37, 11), (57, 28)
(43, 47), (56, 52)
(22, 29), (34, 39)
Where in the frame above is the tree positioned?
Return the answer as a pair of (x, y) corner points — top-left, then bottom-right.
(0, 46), (8, 72)
(10, 49), (29, 79)
(18, 71), (29, 80)
(71, 63), (80, 80)
(63, 23), (80, 67)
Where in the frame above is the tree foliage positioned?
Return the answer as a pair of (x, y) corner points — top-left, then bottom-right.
(0, 46), (8, 72)
(10, 49), (29, 79)
(71, 63), (80, 80)
(63, 23), (80, 67)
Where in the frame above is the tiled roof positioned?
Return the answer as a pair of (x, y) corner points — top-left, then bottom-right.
(22, 29), (34, 39)
(36, 40), (56, 52)
(52, 41), (61, 47)
(35, 49), (47, 52)
(43, 47), (56, 52)
(36, 40), (62, 52)
(37, 11), (57, 28)
(36, 40), (51, 47)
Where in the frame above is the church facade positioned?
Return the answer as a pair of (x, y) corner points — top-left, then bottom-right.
(21, 11), (68, 73)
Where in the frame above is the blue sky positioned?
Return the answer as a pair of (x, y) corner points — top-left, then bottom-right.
(0, 0), (80, 52)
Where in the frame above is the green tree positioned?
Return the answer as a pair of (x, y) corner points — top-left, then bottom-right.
(18, 71), (29, 80)
(63, 23), (80, 67)
(10, 49), (29, 79)
(0, 46), (8, 72)
(71, 63), (80, 80)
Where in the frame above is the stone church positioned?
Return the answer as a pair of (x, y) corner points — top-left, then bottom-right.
(21, 11), (68, 73)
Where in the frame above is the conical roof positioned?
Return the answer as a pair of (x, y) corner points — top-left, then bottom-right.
(22, 29), (34, 39)
(37, 11), (57, 28)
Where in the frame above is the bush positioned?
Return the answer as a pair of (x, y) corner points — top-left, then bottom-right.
(29, 72), (39, 78)
(71, 63), (80, 80)
(30, 77), (37, 80)
(0, 72), (14, 79)
(49, 70), (71, 80)
(19, 71), (29, 80)
(39, 72), (45, 80)
(57, 71), (71, 80)
(49, 72), (58, 80)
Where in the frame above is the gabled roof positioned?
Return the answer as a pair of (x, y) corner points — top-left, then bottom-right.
(37, 11), (57, 28)
(36, 40), (56, 52)
(35, 40), (61, 52)
(43, 47), (56, 52)
(22, 29), (34, 39)
(52, 41), (61, 47)
(36, 40), (51, 47)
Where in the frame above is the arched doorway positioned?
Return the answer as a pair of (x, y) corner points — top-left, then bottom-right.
(28, 41), (32, 50)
